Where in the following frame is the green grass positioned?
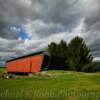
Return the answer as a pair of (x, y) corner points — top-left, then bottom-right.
(0, 67), (6, 73)
(0, 69), (100, 100)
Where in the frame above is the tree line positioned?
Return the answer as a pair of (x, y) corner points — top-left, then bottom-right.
(47, 36), (95, 72)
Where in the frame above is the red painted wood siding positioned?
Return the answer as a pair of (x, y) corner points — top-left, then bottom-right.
(16, 58), (30, 73)
(30, 54), (43, 73)
(6, 60), (16, 73)
(6, 54), (44, 73)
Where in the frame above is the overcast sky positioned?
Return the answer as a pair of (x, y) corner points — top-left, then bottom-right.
(0, 0), (100, 65)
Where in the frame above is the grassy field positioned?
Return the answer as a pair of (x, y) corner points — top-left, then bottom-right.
(0, 67), (6, 73)
(0, 68), (100, 100)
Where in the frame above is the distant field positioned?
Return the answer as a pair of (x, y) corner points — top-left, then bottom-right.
(0, 69), (100, 100)
(0, 67), (6, 73)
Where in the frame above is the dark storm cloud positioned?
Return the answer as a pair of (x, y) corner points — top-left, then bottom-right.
(81, 0), (100, 58)
(0, 0), (83, 39)
(84, 13), (100, 32)
(0, 0), (34, 39)
(84, 0), (100, 32)
(30, 0), (82, 30)
(34, 0), (80, 24)
(1, 0), (99, 39)
(0, 0), (100, 64)
(0, 22), (19, 39)
(0, 0), (33, 23)
(89, 37), (100, 57)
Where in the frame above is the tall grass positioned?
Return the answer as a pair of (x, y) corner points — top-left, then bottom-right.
(0, 70), (100, 100)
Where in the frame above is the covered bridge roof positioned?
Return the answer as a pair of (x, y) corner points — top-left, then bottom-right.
(6, 50), (45, 62)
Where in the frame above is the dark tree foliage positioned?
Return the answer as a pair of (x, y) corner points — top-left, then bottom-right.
(68, 36), (93, 71)
(48, 40), (68, 70)
(47, 36), (94, 72)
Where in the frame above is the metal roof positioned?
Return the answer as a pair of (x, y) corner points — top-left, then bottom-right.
(6, 50), (44, 62)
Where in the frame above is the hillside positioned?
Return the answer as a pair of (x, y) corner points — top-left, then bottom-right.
(0, 69), (100, 100)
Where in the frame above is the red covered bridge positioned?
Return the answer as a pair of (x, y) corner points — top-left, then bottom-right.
(6, 51), (49, 74)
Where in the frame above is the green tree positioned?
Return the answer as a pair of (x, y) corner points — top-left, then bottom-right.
(48, 42), (57, 57)
(68, 36), (93, 71)
(48, 40), (68, 69)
